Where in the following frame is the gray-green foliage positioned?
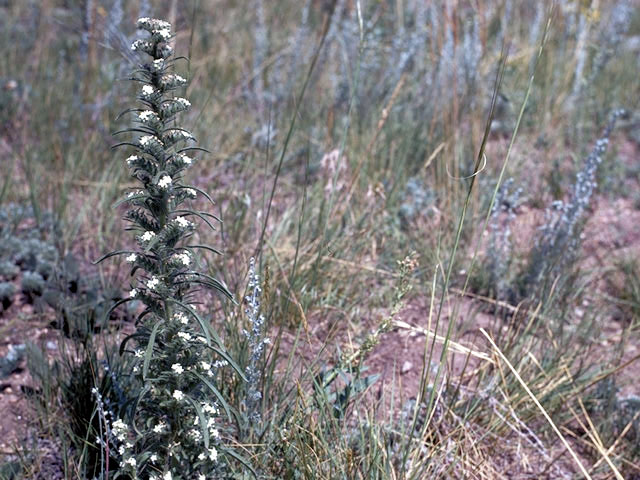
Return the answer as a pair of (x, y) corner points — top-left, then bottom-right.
(98, 16), (246, 479)
(0, 204), (58, 306)
(0, 343), (25, 379)
(521, 109), (627, 300)
(486, 178), (522, 301)
(0, 203), (125, 337)
(590, 377), (640, 459)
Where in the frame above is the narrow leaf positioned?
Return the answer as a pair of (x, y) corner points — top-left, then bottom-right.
(143, 322), (162, 380)
(188, 397), (210, 449)
(193, 372), (234, 422)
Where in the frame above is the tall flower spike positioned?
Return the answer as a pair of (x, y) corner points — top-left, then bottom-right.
(98, 16), (243, 478)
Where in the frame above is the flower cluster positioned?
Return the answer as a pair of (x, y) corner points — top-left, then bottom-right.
(99, 16), (240, 479)
(242, 257), (270, 425)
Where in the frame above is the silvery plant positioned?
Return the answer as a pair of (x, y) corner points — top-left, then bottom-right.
(523, 109), (627, 297)
(96, 17), (246, 479)
(486, 178), (522, 301)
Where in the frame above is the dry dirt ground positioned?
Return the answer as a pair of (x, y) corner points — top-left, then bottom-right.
(1, 144), (639, 477)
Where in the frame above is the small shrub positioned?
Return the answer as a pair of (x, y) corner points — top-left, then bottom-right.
(485, 178), (522, 302)
(520, 109), (627, 301)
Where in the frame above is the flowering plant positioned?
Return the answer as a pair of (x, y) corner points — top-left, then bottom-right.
(96, 17), (247, 479)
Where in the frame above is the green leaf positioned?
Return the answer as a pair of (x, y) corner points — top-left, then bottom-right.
(177, 146), (211, 155)
(119, 331), (148, 356)
(102, 297), (134, 326)
(219, 446), (257, 479)
(193, 372), (235, 422)
(186, 244), (223, 256)
(93, 250), (136, 265)
(183, 272), (234, 301)
(188, 397), (210, 449)
(143, 322), (162, 380)
(115, 107), (143, 121)
(207, 345), (247, 383)
(111, 141), (139, 150)
(175, 208), (221, 227)
(130, 384), (150, 437)
(165, 298), (211, 345)
(112, 127), (154, 136)
(180, 184), (215, 206)
(113, 193), (148, 209)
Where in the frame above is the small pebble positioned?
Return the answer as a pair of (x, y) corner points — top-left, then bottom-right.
(401, 361), (413, 374)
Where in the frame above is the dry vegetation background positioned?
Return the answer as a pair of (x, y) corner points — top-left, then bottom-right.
(1, 0), (640, 478)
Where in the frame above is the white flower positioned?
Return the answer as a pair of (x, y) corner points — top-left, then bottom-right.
(163, 472), (172, 480)
(129, 288), (138, 298)
(124, 457), (136, 468)
(158, 175), (172, 189)
(185, 188), (197, 198)
(136, 17), (171, 31)
(126, 155), (139, 166)
(171, 363), (184, 374)
(118, 445), (125, 455)
(152, 58), (164, 71)
(141, 85), (155, 97)
(157, 28), (171, 40)
(172, 252), (191, 266)
(112, 419), (127, 431)
(131, 39), (151, 52)
(127, 189), (144, 198)
(112, 419), (128, 441)
(174, 216), (190, 228)
(153, 421), (166, 433)
(138, 110), (158, 123)
(198, 475), (206, 480)
(176, 98), (191, 108)
(134, 349), (144, 358)
(132, 365), (139, 373)
(202, 403), (217, 415)
(125, 253), (137, 263)
(150, 453), (158, 463)
(177, 332), (192, 342)
(200, 361), (211, 372)
(161, 74), (187, 88)
(208, 447), (218, 462)
(172, 390), (184, 401)
(175, 130), (193, 141)
(173, 312), (189, 324)
(207, 417), (216, 430)
(198, 452), (206, 461)
(139, 135), (162, 147)
(140, 231), (156, 242)
(177, 153), (193, 165)
(146, 276), (160, 290)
